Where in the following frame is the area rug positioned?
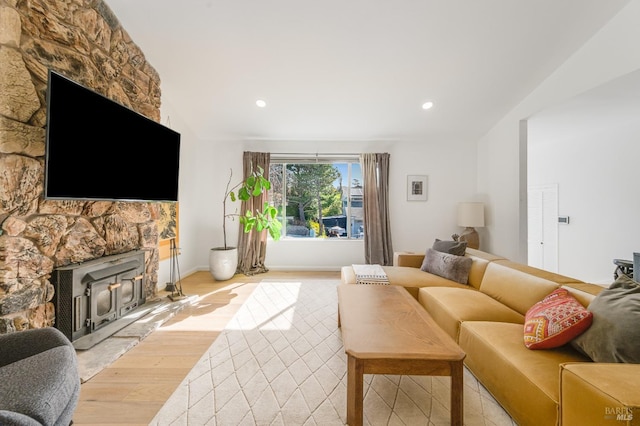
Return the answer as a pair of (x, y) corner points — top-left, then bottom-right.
(150, 279), (515, 425)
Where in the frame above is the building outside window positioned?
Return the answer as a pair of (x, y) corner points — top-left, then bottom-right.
(269, 156), (363, 239)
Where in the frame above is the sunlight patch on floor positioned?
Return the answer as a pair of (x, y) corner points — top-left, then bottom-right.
(227, 281), (302, 331)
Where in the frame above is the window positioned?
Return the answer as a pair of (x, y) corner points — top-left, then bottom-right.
(269, 157), (363, 239)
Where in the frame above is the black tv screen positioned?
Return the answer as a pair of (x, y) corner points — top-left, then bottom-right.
(44, 70), (180, 202)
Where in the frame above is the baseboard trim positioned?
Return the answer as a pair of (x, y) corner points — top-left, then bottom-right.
(193, 265), (342, 273)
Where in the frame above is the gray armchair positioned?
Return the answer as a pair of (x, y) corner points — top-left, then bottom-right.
(0, 327), (80, 426)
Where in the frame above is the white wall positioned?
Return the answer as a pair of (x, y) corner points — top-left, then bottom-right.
(157, 129), (247, 283)
(164, 0), (640, 279)
(190, 139), (245, 273)
(158, 0), (640, 277)
(385, 139), (481, 255)
(155, 102), (211, 286)
(528, 70), (640, 283)
(170, 137), (480, 272)
(477, 0), (640, 269)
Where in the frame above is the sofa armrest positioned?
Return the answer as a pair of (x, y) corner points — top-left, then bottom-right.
(0, 328), (80, 426)
(0, 327), (72, 368)
(0, 410), (42, 426)
(341, 266), (356, 284)
(393, 252), (424, 268)
(560, 363), (640, 425)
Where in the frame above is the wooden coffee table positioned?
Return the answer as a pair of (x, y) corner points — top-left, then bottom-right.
(337, 284), (466, 426)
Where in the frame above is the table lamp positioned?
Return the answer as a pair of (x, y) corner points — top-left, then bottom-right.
(457, 202), (484, 249)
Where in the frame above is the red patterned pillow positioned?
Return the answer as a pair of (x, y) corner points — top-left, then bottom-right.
(523, 288), (593, 350)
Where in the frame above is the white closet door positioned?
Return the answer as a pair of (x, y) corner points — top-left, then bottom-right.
(528, 184), (558, 272)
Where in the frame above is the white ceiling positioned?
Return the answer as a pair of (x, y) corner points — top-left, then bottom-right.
(529, 69), (640, 144)
(105, 0), (630, 142)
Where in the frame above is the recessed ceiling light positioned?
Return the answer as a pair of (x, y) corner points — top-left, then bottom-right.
(256, 99), (267, 108)
(422, 101), (434, 110)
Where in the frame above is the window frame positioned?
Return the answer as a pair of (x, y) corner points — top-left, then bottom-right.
(269, 154), (363, 241)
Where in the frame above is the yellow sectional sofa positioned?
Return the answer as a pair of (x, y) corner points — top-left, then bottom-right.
(341, 248), (640, 426)
(341, 249), (504, 299)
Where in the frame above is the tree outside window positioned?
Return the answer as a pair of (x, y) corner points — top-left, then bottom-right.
(269, 161), (363, 239)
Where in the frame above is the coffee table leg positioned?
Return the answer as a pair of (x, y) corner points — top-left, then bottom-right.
(450, 361), (464, 426)
(347, 354), (364, 426)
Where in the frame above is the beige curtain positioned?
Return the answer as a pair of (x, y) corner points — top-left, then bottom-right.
(236, 151), (271, 275)
(361, 153), (394, 265)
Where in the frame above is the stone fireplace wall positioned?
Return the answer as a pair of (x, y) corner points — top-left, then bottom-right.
(0, 0), (164, 333)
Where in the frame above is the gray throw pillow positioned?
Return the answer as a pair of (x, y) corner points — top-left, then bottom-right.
(420, 248), (472, 284)
(433, 239), (467, 256)
(571, 274), (640, 363)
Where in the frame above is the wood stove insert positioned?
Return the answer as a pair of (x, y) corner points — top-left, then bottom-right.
(52, 250), (146, 349)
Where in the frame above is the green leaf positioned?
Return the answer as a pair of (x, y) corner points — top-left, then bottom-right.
(261, 203), (273, 217)
(230, 191), (236, 202)
(238, 187), (250, 200)
(268, 222), (282, 240)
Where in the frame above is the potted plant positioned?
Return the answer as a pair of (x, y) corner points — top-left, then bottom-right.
(209, 166), (282, 280)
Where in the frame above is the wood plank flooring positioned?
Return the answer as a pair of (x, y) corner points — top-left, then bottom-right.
(72, 270), (340, 425)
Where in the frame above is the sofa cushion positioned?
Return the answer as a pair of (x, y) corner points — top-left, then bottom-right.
(384, 266), (469, 299)
(432, 239), (467, 256)
(420, 248), (472, 284)
(393, 252), (425, 268)
(459, 321), (590, 426)
(418, 287), (524, 341)
(479, 262), (560, 315)
(493, 259), (585, 285)
(562, 284), (600, 308)
(571, 274), (640, 363)
(560, 363), (640, 426)
(341, 265), (469, 299)
(523, 288), (593, 349)
(403, 250), (497, 290)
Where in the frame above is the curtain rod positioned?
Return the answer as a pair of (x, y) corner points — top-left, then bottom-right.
(270, 152), (361, 157)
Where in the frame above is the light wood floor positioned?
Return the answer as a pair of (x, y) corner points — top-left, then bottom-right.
(72, 270), (340, 425)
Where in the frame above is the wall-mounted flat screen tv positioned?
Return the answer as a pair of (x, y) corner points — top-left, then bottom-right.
(44, 70), (181, 202)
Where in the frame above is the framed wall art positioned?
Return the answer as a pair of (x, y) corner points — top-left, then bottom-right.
(407, 175), (428, 201)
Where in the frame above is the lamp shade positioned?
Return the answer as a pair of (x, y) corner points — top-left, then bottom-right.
(457, 202), (485, 227)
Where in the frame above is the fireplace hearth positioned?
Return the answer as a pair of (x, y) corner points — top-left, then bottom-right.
(52, 250), (147, 350)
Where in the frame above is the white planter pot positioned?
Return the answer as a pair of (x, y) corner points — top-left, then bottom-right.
(209, 247), (238, 281)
